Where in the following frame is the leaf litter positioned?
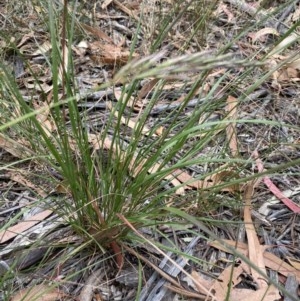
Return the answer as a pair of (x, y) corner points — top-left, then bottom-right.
(0, 0), (300, 301)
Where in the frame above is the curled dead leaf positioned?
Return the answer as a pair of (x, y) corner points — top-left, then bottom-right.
(250, 27), (279, 43)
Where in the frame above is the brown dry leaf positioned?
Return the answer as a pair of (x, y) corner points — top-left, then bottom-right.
(89, 41), (138, 66)
(215, 261), (280, 301)
(243, 182), (268, 279)
(17, 31), (35, 48)
(287, 58), (300, 70)
(33, 101), (56, 135)
(155, 126), (164, 136)
(286, 257), (300, 270)
(209, 239), (300, 282)
(10, 284), (64, 301)
(209, 262), (245, 301)
(219, 3), (235, 23)
(210, 239), (300, 281)
(208, 242), (281, 300)
(250, 27), (279, 43)
(201, 170), (239, 192)
(9, 172), (47, 197)
(80, 22), (114, 44)
(172, 165), (239, 193)
(55, 180), (71, 195)
(23, 77), (53, 93)
(190, 270), (213, 295)
(73, 40), (89, 56)
(214, 181), (281, 300)
(137, 78), (159, 100)
(0, 133), (33, 159)
(229, 285), (279, 301)
(32, 40), (52, 56)
(277, 67), (300, 82)
(0, 209), (53, 243)
(225, 95), (239, 157)
(172, 169), (201, 189)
